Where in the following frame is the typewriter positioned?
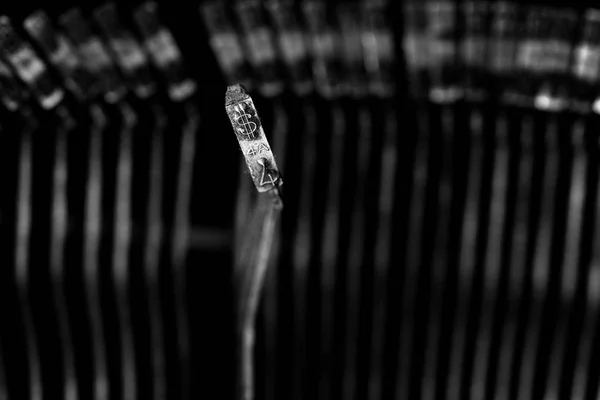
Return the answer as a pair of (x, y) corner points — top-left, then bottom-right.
(1, 1), (600, 400)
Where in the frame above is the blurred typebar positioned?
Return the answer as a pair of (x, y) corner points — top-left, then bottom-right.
(5, 1), (600, 400)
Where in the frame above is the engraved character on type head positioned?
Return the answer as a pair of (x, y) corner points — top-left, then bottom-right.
(232, 101), (259, 140)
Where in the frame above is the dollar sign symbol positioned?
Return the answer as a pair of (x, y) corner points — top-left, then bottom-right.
(234, 105), (257, 139)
